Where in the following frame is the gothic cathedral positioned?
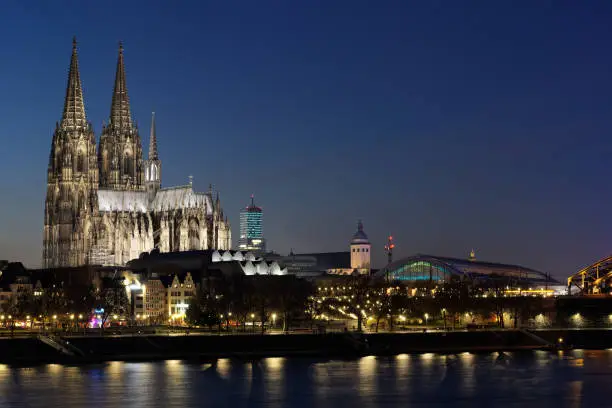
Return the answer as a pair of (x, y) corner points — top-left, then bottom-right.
(43, 39), (231, 268)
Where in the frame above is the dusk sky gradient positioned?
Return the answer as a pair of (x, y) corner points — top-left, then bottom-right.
(1, 1), (612, 277)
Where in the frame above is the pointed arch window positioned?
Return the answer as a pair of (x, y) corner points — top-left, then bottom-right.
(102, 150), (109, 175)
(151, 163), (158, 181)
(54, 148), (61, 172)
(77, 191), (86, 211)
(189, 218), (200, 250)
(76, 150), (85, 173)
(123, 152), (134, 177)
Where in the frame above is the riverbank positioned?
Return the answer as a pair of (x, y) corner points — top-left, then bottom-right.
(1, 329), (611, 365)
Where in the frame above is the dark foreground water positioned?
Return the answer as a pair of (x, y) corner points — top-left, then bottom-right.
(1, 350), (611, 407)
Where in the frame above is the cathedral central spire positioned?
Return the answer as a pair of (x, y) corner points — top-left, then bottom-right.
(61, 37), (87, 130)
(110, 41), (132, 129)
(149, 112), (158, 160)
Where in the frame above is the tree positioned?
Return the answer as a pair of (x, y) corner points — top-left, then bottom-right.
(436, 276), (473, 329)
(65, 284), (96, 316)
(185, 289), (221, 330)
(304, 295), (321, 330)
(271, 276), (312, 332)
(6, 289), (33, 336)
(185, 295), (202, 327)
(229, 275), (255, 332)
(34, 284), (70, 331)
(96, 277), (128, 333)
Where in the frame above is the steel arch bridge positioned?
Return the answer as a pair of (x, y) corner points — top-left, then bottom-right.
(567, 255), (612, 295)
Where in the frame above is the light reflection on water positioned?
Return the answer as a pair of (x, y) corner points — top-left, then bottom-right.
(0, 350), (611, 407)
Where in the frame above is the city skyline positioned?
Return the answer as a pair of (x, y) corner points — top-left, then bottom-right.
(1, 2), (612, 276)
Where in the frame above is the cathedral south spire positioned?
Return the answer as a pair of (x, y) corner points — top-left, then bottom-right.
(99, 41), (144, 190)
(110, 41), (132, 129)
(61, 36), (87, 130)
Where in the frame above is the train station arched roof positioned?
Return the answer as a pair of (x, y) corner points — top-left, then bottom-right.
(373, 254), (557, 285)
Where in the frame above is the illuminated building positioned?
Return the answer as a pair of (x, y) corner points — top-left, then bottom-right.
(375, 252), (559, 290)
(43, 39), (231, 268)
(239, 195), (265, 253)
(286, 220), (372, 276)
(350, 220), (371, 274)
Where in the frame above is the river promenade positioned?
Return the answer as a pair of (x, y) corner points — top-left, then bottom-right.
(1, 328), (611, 365)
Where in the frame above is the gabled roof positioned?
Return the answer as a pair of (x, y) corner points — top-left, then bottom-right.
(98, 189), (148, 212)
(151, 186), (212, 213)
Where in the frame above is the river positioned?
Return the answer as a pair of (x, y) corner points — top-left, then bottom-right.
(0, 350), (610, 407)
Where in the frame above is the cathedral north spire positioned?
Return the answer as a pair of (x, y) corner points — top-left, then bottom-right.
(61, 36), (87, 130)
(110, 41), (132, 129)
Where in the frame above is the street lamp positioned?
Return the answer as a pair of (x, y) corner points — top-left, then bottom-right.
(272, 313), (277, 329)
(424, 313), (429, 327)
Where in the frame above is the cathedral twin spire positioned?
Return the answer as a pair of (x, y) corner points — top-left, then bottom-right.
(61, 37), (87, 130)
(61, 37), (134, 131)
(110, 42), (132, 130)
(54, 38), (159, 193)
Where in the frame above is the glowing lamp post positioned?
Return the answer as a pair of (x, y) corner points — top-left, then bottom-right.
(424, 313), (429, 328)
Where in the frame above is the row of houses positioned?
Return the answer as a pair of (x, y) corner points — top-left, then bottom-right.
(0, 250), (290, 323)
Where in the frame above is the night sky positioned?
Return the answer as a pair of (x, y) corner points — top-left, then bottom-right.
(1, 1), (612, 277)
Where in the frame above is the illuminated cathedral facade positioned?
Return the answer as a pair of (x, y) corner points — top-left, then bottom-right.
(43, 39), (231, 268)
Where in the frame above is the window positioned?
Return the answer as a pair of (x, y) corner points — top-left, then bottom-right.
(188, 218), (200, 250)
(123, 153), (134, 176)
(76, 151), (85, 173)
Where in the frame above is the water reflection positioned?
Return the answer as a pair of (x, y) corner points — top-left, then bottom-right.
(0, 351), (611, 407)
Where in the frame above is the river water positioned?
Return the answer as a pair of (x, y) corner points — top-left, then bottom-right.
(0, 350), (610, 407)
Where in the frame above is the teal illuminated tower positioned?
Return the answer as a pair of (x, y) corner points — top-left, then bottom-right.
(239, 194), (265, 253)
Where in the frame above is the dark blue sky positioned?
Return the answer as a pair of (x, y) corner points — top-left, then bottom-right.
(1, 1), (612, 276)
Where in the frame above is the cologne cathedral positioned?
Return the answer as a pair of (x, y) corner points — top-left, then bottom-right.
(43, 39), (231, 268)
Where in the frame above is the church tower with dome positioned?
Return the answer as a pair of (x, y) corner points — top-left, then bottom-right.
(350, 220), (371, 274)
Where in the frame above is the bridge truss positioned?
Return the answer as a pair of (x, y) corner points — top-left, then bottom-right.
(567, 255), (612, 295)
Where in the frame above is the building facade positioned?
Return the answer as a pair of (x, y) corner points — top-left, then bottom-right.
(238, 195), (265, 253)
(43, 39), (231, 268)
